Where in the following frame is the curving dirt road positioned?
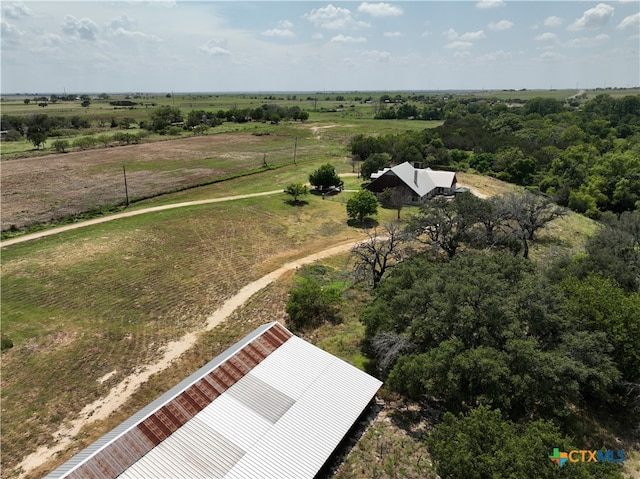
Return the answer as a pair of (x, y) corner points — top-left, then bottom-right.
(12, 174), (486, 476)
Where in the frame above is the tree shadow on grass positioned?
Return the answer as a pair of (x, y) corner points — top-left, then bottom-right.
(347, 217), (379, 229)
(388, 398), (444, 440)
(310, 188), (341, 198)
(284, 199), (309, 207)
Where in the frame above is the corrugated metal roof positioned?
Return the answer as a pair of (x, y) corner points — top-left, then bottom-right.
(45, 322), (382, 479)
(369, 162), (456, 197)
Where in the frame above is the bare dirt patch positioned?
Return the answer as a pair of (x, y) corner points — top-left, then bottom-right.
(1, 134), (267, 230)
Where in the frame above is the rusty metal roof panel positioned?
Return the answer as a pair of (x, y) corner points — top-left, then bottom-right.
(44, 322), (282, 479)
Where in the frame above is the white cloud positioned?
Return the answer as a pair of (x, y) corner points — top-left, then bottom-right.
(384, 31), (403, 37)
(199, 40), (231, 56)
(62, 15), (99, 41)
(106, 13), (159, 42)
(540, 50), (565, 61)
(454, 51), (472, 59)
(477, 50), (512, 62)
(444, 28), (458, 40)
(476, 0), (505, 9)
(312, 32), (324, 40)
(361, 49), (391, 62)
(1, 20), (24, 44)
(460, 30), (486, 41)
(617, 12), (640, 29)
(357, 2), (403, 17)
(111, 27), (160, 41)
(42, 33), (62, 47)
(444, 28), (485, 41)
(263, 28), (295, 38)
(2, 2), (32, 19)
(535, 32), (558, 41)
(544, 16), (563, 27)
(445, 40), (473, 49)
(488, 20), (513, 31)
(29, 32), (63, 54)
(330, 34), (366, 43)
(263, 19), (296, 37)
(305, 4), (368, 30)
(108, 13), (136, 31)
(569, 3), (615, 30)
(566, 33), (610, 47)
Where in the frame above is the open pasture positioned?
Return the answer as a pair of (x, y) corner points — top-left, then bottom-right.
(0, 130), (317, 231)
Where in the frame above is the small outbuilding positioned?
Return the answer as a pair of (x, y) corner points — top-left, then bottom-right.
(366, 162), (457, 204)
(45, 322), (382, 479)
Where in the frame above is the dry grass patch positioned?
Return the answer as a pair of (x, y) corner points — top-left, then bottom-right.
(334, 397), (436, 479)
(456, 171), (519, 197)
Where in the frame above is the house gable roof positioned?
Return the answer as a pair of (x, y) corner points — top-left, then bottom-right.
(369, 162), (456, 198)
(45, 322), (382, 479)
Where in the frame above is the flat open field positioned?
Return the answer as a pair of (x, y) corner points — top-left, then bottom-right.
(1, 130), (317, 231)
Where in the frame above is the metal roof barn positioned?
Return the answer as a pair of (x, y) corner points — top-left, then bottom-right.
(44, 322), (382, 479)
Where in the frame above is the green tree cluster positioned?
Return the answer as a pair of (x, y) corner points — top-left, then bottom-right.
(309, 163), (342, 190)
(430, 406), (623, 479)
(362, 252), (622, 420)
(406, 191), (564, 259)
(283, 182), (309, 203)
(360, 152), (391, 180)
(346, 190), (378, 224)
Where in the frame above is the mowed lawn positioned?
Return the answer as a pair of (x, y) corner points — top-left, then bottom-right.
(0, 171), (401, 476)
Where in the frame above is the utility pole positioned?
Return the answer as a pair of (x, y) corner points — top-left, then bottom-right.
(293, 137), (297, 165)
(123, 165), (129, 207)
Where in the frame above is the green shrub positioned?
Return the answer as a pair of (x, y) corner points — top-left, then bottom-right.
(1, 334), (13, 351)
(3, 130), (23, 141)
(285, 268), (342, 330)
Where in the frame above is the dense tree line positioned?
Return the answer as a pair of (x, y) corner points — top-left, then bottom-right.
(353, 94), (640, 216)
(282, 197), (638, 476)
(1, 102), (311, 146)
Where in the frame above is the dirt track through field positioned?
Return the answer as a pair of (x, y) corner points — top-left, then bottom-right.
(0, 190), (283, 248)
(16, 239), (360, 478)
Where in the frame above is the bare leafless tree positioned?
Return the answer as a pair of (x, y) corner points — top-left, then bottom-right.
(370, 332), (415, 378)
(352, 222), (405, 288)
(499, 191), (566, 258)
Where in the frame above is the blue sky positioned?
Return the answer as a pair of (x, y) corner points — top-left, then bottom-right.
(1, 1), (638, 93)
